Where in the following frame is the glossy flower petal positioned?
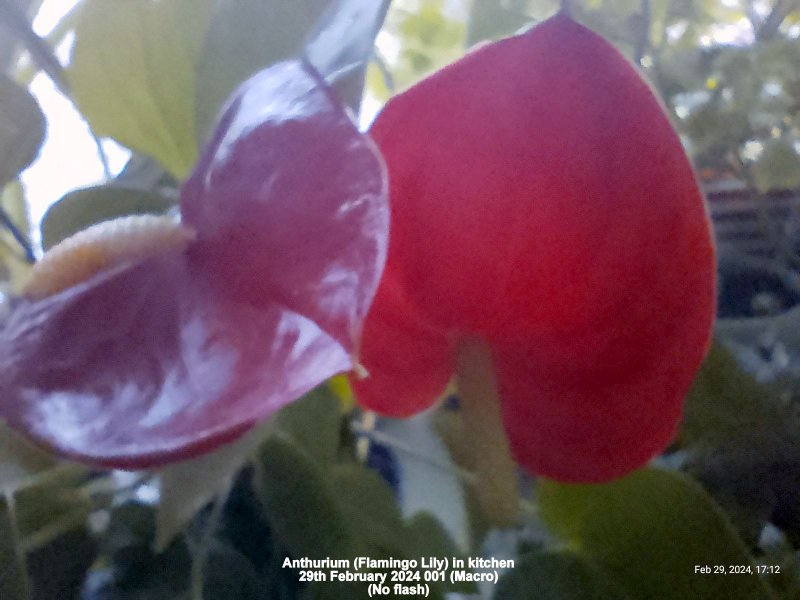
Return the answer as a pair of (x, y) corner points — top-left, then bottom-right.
(182, 62), (388, 347)
(352, 15), (715, 482)
(0, 61), (389, 468)
(355, 276), (452, 417)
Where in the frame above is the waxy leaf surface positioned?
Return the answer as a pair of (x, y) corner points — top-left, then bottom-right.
(0, 61), (388, 468)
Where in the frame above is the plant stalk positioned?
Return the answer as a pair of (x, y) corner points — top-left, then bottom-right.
(455, 338), (519, 527)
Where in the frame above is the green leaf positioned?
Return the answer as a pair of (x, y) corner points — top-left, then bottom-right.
(40, 185), (175, 250)
(194, 0), (331, 143)
(679, 342), (794, 451)
(0, 494), (29, 600)
(404, 512), (476, 595)
(332, 465), (403, 549)
(275, 385), (343, 467)
(0, 423), (56, 491)
(0, 74), (45, 186)
(256, 436), (466, 598)
(12, 465), (90, 550)
(254, 436), (359, 559)
(68, 0), (215, 179)
(155, 423), (271, 551)
(537, 468), (774, 600)
(493, 549), (628, 600)
(679, 342), (800, 545)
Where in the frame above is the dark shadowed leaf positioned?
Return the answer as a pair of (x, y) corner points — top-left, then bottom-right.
(254, 436), (358, 559)
(679, 342), (796, 451)
(0, 75), (45, 187)
(12, 465), (90, 547)
(201, 540), (265, 600)
(301, 580), (365, 599)
(0, 423), (56, 490)
(27, 528), (97, 600)
(88, 502), (192, 598)
(679, 342), (800, 546)
(538, 468), (773, 600)
(155, 423), (271, 551)
(40, 185), (174, 250)
(257, 434), (460, 599)
(493, 549), (629, 600)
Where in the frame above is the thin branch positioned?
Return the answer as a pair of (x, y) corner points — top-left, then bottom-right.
(0, 205), (34, 263)
(745, 0), (764, 36)
(757, 0), (797, 40)
(0, 0), (66, 90)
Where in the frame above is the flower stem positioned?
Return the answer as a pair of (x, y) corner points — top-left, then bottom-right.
(455, 339), (520, 527)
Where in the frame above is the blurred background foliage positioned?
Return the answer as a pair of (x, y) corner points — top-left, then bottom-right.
(1, 0), (800, 599)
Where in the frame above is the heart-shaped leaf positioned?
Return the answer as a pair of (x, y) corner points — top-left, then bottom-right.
(68, 0), (214, 178)
(538, 468), (774, 600)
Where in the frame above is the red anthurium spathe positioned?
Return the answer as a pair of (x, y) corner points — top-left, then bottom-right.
(351, 15), (715, 485)
(0, 61), (389, 469)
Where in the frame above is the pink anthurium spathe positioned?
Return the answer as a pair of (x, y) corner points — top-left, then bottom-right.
(351, 14), (716, 485)
(0, 61), (389, 469)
